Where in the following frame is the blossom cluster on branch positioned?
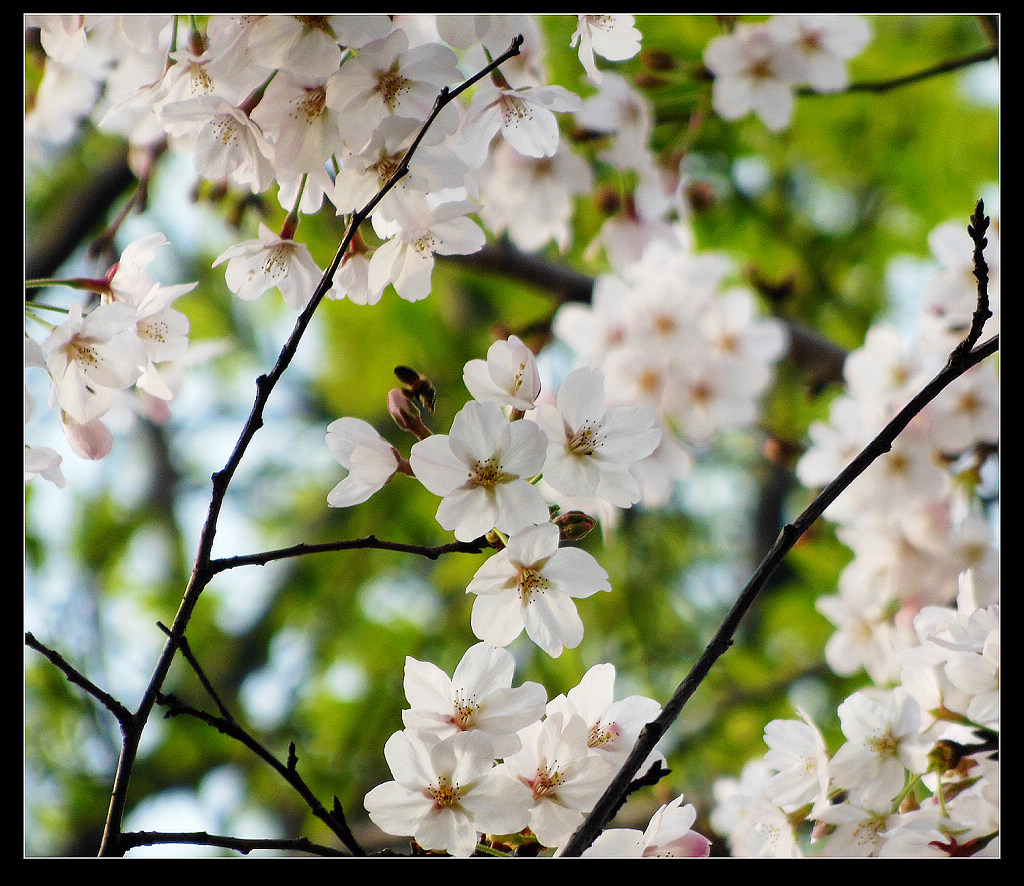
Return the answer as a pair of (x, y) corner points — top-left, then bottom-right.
(711, 216), (1000, 857)
(24, 13), (996, 859)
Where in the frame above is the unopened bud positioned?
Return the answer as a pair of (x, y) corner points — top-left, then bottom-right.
(387, 388), (432, 440)
(555, 510), (598, 542)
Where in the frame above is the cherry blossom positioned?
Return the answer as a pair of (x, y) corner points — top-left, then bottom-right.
(770, 14), (872, 93)
(455, 80), (582, 169)
(762, 709), (831, 814)
(409, 399), (549, 542)
(248, 67), (340, 181)
(582, 795), (711, 857)
(212, 221), (326, 309)
(710, 758), (802, 857)
(465, 521), (611, 657)
(462, 334), (542, 412)
(400, 643), (546, 757)
(495, 711), (616, 849)
(534, 366), (661, 508)
(703, 20), (806, 132)
(569, 15), (642, 84)
(324, 417), (401, 507)
(363, 728), (533, 857)
(476, 138), (594, 253)
(367, 196), (485, 303)
(326, 28), (462, 150)
(41, 300), (147, 426)
(545, 663), (663, 771)
(157, 94), (277, 193)
(828, 687), (933, 808)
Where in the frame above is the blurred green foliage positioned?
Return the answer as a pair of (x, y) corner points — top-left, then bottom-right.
(24, 15), (997, 856)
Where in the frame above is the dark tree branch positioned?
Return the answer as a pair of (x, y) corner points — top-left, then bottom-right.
(208, 533), (494, 574)
(559, 201), (999, 857)
(24, 632), (133, 730)
(118, 829), (348, 857)
(157, 693), (364, 856)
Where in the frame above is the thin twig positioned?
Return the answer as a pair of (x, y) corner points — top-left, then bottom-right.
(559, 202), (999, 856)
(208, 533), (494, 574)
(118, 829), (348, 857)
(24, 632), (133, 730)
(157, 693), (365, 856)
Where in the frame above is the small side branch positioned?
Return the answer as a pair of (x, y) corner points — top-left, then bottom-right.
(25, 632), (133, 731)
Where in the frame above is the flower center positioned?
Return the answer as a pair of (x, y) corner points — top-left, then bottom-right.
(516, 566), (551, 604)
(451, 690), (477, 729)
(567, 421), (601, 456)
(470, 456), (514, 488)
(529, 766), (563, 800)
(430, 775), (462, 810)
(378, 64), (411, 112)
(298, 85), (326, 123)
(588, 719), (621, 749)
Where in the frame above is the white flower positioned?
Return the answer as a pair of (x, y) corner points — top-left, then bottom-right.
(829, 687), (933, 808)
(367, 196), (485, 303)
(812, 800), (897, 857)
(570, 15), (642, 84)
(456, 81), (582, 169)
(401, 643), (547, 758)
(477, 138), (594, 253)
(462, 334), (542, 412)
(770, 14), (872, 93)
(762, 709), (831, 814)
(212, 222), (325, 309)
(466, 521), (611, 657)
(583, 795), (711, 857)
(327, 28), (462, 149)
(710, 758), (802, 857)
(546, 663), (662, 770)
(363, 729), (533, 857)
(409, 400), (549, 542)
(704, 20), (805, 131)
(42, 300), (147, 426)
(497, 711), (617, 849)
(248, 68), (339, 180)
(157, 94), (277, 193)
(332, 114), (468, 231)
(325, 417), (400, 507)
(534, 366), (661, 508)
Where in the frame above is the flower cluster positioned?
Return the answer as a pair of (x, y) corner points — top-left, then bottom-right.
(364, 644), (707, 856)
(710, 213), (1000, 857)
(25, 233), (195, 478)
(704, 14), (872, 131)
(328, 335), (660, 657)
(552, 226), (789, 509)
